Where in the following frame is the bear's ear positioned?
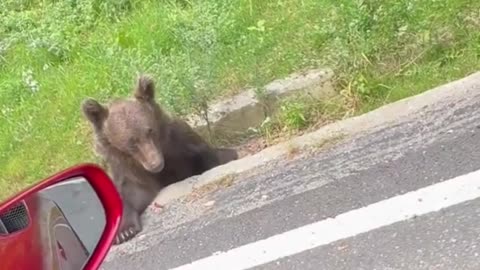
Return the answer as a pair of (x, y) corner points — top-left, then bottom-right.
(134, 74), (155, 102)
(81, 98), (108, 129)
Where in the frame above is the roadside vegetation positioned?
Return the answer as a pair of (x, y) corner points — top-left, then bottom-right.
(0, 0), (479, 199)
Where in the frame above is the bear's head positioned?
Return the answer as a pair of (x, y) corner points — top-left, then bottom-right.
(81, 75), (169, 173)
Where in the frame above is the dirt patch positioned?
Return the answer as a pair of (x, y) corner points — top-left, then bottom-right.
(232, 120), (346, 160)
(311, 133), (347, 151)
(185, 174), (236, 203)
(234, 136), (269, 158)
(285, 143), (301, 159)
(232, 124), (329, 158)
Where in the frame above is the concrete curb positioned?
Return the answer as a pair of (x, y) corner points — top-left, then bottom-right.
(186, 68), (336, 141)
(154, 71), (480, 206)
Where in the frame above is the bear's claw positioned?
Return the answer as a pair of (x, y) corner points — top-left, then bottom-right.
(114, 226), (140, 245)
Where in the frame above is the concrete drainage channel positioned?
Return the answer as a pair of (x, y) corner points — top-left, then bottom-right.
(186, 68), (336, 143)
(153, 70), (480, 207)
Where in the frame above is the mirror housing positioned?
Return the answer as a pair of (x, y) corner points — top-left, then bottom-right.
(0, 163), (122, 270)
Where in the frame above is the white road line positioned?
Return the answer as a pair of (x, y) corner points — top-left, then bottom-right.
(169, 169), (480, 270)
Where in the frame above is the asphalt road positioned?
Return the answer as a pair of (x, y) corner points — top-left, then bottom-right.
(101, 82), (480, 269)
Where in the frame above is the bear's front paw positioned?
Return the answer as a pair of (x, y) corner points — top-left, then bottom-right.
(113, 213), (143, 245)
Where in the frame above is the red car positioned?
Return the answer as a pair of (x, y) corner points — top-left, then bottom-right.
(0, 164), (122, 270)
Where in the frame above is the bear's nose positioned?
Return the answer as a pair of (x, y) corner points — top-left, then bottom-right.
(143, 150), (164, 173)
(147, 159), (164, 173)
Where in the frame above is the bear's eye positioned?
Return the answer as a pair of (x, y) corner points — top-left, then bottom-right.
(146, 127), (153, 136)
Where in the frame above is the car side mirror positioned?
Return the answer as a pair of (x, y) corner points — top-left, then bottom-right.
(0, 163), (122, 270)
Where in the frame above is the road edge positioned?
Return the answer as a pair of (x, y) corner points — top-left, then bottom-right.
(154, 71), (480, 206)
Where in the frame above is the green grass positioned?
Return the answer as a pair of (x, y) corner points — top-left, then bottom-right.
(0, 0), (479, 199)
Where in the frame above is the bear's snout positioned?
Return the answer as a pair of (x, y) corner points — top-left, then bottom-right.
(136, 142), (165, 173)
(142, 152), (164, 173)
(144, 156), (164, 173)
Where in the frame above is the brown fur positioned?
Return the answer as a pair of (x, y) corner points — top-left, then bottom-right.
(81, 74), (238, 244)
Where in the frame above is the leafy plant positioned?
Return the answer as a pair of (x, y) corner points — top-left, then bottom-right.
(279, 100), (308, 131)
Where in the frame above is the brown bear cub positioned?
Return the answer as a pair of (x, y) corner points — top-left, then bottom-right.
(81, 75), (238, 245)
